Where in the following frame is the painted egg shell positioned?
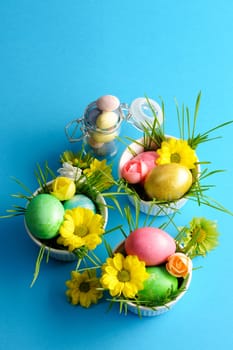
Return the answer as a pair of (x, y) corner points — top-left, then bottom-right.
(125, 227), (176, 266)
(96, 95), (120, 111)
(63, 194), (96, 213)
(96, 111), (119, 130)
(25, 194), (64, 239)
(138, 266), (178, 302)
(144, 163), (192, 201)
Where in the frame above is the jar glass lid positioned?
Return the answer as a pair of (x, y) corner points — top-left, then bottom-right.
(128, 97), (163, 131)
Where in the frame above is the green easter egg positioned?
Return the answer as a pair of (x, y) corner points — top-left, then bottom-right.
(25, 194), (65, 239)
(138, 266), (178, 303)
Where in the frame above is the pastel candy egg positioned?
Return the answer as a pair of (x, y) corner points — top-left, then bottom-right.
(25, 194), (64, 239)
(96, 95), (120, 111)
(125, 227), (176, 266)
(96, 111), (119, 130)
(144, 163), (192, 201)
(63, 194), (96, 213)
(91, 130), (117, 143)
(138, 266), (178, 302)
(88, 136), (104, 149)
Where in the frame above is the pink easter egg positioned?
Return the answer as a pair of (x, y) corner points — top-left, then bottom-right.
(125, 227), (176, 266)
(96, 95), (120, 111)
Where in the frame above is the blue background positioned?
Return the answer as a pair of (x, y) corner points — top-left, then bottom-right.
(1, 1), (233, 349)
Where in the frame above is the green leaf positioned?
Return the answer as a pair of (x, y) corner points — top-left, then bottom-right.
(30, 245), (48, 287)
(192, 90), (202, 140)
(102, 237), (113, 257)
(10, 176), (34, 196)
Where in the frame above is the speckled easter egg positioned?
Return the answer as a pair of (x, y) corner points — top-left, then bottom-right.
(25, 194), (64, 239)
(125, 227), (176, 266)
(138, 266), (178, 302)
(96, 111), (119, 130)
(144, 163), (192, 201)
(63, 194), (96, 213)
(96, 95), (120, 111)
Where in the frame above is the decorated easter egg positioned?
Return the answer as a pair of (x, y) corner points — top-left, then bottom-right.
(138, 266), (178, 302)
(25, 194), (64, 239)
(96, 95), (120, 111)
(96, 111), (119, 130)
(63, 194), (96, 213)
(125, 227), (176, 266)
(144, 163), (192, 201)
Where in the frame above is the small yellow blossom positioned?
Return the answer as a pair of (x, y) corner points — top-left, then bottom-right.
(83, 159), (114, 191)
(100, 253), (149, 299)
(83, 158), (106, 175)
(60, 150), (89, 169)
(57, 207), (104, 252)
(51, 177), (76, 201)
(182, 217), (219, 258)
(66, 270), (103, 308)
(156, 138), (198, 169)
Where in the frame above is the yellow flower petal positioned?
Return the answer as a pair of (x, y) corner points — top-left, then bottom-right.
(157, 138), (198, 169)
(112, 253), (124, 271)
(58, 207), (104, 252)
(100, 253), (148, 298)
(66, 270), (103, 308)
(51, 177), (76, 201)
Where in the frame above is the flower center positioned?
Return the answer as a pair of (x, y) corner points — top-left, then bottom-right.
(79, 281), (90, 293)
(170, 152), (181, 163)
(74, 225), (89, 237)
(118, 269), (130, 282)
(196, 228), (207, 243)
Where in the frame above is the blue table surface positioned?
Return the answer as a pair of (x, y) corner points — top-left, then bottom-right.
(1, 1), (233, 349)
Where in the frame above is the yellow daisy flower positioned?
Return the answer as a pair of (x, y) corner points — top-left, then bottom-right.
(66, 270), (103, 308)
(57, 207), (104, 252)
(60, 150), (90, 169)
(83, 159), (114, 191)
(182, 217), (219, 258)
(83, 158), (106, 175)
(100, 253), (149, 299)
(156, 138), (198, 169)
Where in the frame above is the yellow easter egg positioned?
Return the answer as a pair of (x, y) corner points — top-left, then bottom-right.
(91, 131), (117, 143)
(88, 136), (104, 149)
(144, 163), (192, 201)
(96, 111), (119, 130)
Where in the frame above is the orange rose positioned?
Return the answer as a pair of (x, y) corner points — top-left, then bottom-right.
(166, 253), (192, 278)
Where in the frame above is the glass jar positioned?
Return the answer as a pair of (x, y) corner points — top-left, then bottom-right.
(65, 96), (163, 160)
